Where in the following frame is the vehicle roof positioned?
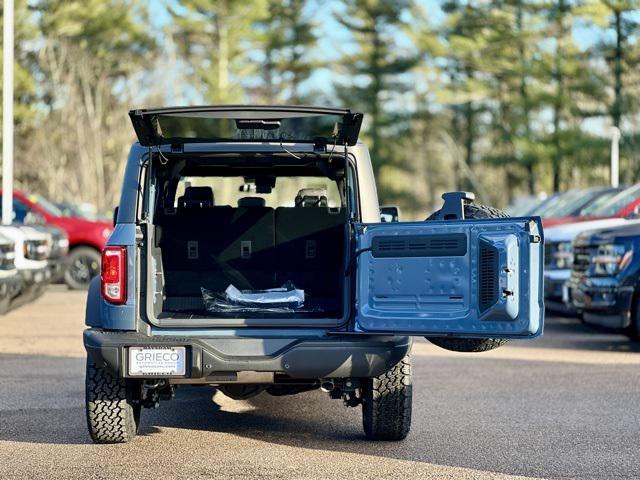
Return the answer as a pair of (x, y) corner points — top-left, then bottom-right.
(583, 183), (640, 216)
(576, 220), (640, 243)
(544, 218), (633, 242)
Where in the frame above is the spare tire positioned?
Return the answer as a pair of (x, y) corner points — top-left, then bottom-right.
(424, 203), (509, 353)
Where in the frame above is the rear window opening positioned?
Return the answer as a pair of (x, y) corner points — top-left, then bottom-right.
(142, 152), (352, 327)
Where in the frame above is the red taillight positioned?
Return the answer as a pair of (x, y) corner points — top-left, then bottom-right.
(101, 246), (127, 305)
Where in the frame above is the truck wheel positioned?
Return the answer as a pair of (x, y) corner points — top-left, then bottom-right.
(86, 359), (141, 444)
(425, 203), (510, 353)
(65, 246), (101, 290)
(362, 356), (412, 441)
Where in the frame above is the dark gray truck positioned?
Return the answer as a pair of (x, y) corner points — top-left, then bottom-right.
(84, 106), (544, 443)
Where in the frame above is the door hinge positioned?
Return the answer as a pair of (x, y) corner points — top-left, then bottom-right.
(135, 226), (144, 245)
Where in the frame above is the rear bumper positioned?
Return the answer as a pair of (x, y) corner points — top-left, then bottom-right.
(571, 280), (634, 329)
(83, 329), (412, 381)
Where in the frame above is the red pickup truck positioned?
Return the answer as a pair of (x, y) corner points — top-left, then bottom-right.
(0, 190), (112, 289)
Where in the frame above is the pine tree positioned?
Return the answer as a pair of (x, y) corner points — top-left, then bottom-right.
(475, 1), (547, 196)
(439, 1), (496, 191)
(596, 0), (640, 128)
(0, 0), (39, 125)
(25, 0), (156, 208)
(254, 0), (318, 103)
(170, 0), (266, 103)
(334, 0), (417, 176)
(540, 0), (600, 191)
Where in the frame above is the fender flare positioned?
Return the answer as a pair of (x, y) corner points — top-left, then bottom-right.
(85, 276), (102, 327)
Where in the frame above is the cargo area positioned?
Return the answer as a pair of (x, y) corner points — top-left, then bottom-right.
(144, 152), (351, 323)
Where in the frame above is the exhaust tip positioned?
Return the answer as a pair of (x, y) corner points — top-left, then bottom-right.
(320, 380), (334, 392)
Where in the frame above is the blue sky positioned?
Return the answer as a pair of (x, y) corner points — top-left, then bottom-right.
(145, 0), (635, 136)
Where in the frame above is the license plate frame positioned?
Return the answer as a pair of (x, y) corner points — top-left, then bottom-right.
(128, 346), (186, 376)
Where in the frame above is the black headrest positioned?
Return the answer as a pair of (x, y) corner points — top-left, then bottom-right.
(181, 186), (214, 209)
(295, 188), (328, 207)
(238, 197), (266, 207)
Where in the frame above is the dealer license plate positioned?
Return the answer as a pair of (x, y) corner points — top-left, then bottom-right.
(128, 347), (186, 376)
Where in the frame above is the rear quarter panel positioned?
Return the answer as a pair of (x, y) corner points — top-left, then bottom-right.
(86, 223), (137, 330)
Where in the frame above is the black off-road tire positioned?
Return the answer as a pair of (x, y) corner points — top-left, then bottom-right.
(65, 246), (102, 290)
(425, 203), (510, 353)
(362, 356), (412, 441)
(86, 359), (141, 444)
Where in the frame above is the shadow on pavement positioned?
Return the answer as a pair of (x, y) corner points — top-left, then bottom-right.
(1, 353), (639, 479)
(524, 315), (640, 353)
(3, 308), (640, 480)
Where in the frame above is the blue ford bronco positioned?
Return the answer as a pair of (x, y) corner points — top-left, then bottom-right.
(84, 106), (544, 443)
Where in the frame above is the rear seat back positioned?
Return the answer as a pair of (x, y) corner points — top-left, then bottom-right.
(220, 206), (275, 289)
(158, 187), (346, 299)
(275, 206), (346, 295)
(159, 205), (275, 294)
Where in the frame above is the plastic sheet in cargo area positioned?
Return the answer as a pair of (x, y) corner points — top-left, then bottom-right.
(201, 282), (320, 313)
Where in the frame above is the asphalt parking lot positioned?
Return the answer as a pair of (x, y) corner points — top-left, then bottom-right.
(1, 289), (640, 479)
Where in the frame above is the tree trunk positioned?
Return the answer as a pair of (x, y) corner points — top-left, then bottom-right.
(551, 0), (567, 193)
(463, 100), (474, 192)
(527, 163), (535, 195)
(517, 0), (535, 194)
(612, 9), (623, 128)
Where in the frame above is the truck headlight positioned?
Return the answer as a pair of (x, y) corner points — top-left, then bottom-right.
(57, 238), (70, 256)
(548, 242), (573, 270)
(592, 244), (632, 276)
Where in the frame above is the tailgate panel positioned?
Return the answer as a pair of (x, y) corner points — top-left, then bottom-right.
(355, 218), (544, 338)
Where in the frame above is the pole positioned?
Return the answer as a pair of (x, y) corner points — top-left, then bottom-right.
(611, 126), (620, 188)
(2, 0), (15, 225)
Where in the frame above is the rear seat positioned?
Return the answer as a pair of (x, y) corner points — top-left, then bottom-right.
(159, 187), (346, 302)
(159, 189), (275, 295)
(275, 189), (346, 296)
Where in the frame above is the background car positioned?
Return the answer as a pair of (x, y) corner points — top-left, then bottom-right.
(0, 225), (52, 307)
(29, 224), (69, 282)
(570, 221), (640, 339)
(543, 218), (638, 312)
(0, 190), (112, 289)
(0, 232), (22, 314)
(540, 187), (622, 227)
(544, 184), (640, 227)
(512, 193), (560, 217)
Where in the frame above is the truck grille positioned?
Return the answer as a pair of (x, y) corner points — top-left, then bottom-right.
(0, 244), (16, 270)
(571, 245), (597, 281)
